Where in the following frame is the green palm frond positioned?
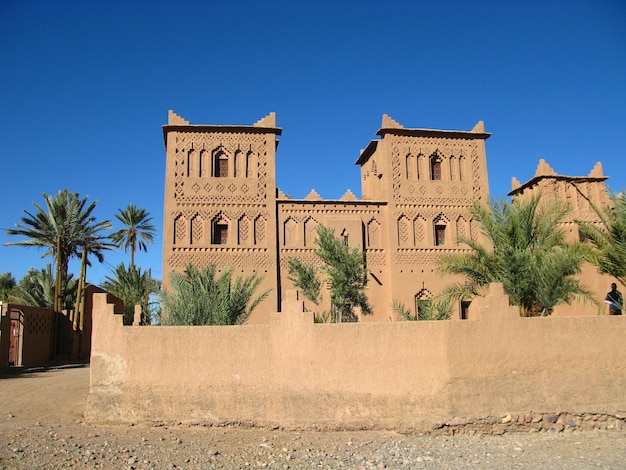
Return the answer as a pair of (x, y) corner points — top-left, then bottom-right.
(161, 265), (269, 326)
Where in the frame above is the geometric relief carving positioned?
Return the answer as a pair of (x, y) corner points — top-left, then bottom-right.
(406, 153), (416, 180)
(470, 219), (479, 242)
(303, 217), (318, 247)
(246, 150), (255, 178)
(449, 155), (457, 181)
(239, 215), (251, 245)
(284, 217), (298, 246)
(367, 219), (380, 247)
(365, 249), (386, 266)
(234, 149), (242, 178)
(392, 154), (401, 201)
(397, 215), (410, 247)
(254, 215), (266, 245)
(396, 250), (442, 266)
(199, 149), (208, 177)
(187, 149), (196, 177)
(174, 214), (187, 245)
(413, 216), (426, 246)
(471, 146), (481, 199)
(190, 214), (204, 245)
(168, 251), (272, 271)
(456, 216), (467, 243)
(459, 155), (465, 182)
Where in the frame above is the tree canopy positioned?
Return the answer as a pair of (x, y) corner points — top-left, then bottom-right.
(161, 265), (269, 326)
(110, 204), (156, 268)
(287, 225), (371, 322)
(577, 190), (626, 287)
(438, 195), (594, 316)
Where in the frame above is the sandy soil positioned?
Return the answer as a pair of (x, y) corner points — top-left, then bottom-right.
(1, 365), (625, 469)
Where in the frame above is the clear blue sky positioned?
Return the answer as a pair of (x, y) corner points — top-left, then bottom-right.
(1, 0), (625, 286)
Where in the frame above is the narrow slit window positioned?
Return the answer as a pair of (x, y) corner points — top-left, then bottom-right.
(431, 157), (442, 180)
(435, 224), (446, 246)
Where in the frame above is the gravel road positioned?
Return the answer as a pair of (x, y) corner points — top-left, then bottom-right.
(1, 365), (625, 469)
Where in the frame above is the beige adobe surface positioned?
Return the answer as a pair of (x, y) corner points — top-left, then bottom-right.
(162, 111), (620, 322)
(86, 288), (626, 431)
(162, 112), (493, 322)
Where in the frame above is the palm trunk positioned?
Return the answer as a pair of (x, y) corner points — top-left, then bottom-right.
(72, 250), (88, 358)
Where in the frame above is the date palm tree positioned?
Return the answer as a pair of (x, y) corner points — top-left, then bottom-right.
(110, 204), (156, 268)
(577, 190), (626, 287)
(14, 264), (77, 310)
(161, 265), (269, 326)
(102, 263), (161, 325)
(438, 194), (594, 316)
(6, 190), (111, 313)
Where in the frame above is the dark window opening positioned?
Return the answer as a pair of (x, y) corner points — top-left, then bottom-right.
(218, 158), (228, 177)
(578, 228), (589, 243)
(460, 301), (471, 320)
(213, 224), (228, 244)
(435, 224), (446, 246)
(431, 157), (442, 180)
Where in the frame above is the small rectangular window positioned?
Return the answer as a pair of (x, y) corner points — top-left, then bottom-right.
(435, 225), (446, 246)
(213, 224), (228, 244)
(218, 159), (228, 177)
(460, 301), (471, 320)
(431, 159), (442, 180)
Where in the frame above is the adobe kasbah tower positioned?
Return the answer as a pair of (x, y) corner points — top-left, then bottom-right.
(162, 111), (491, 323)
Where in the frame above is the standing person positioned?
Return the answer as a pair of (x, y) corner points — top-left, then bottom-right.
(605, 283), (623, 315)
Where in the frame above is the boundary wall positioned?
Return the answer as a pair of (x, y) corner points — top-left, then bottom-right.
(86, 285), (626, 431)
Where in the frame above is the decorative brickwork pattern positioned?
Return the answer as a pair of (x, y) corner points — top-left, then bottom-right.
(168, 249), (272, 271)
(25, 310), (54, 335)
(238, 215), (251, 245)
(367, 219), (380, 247)
(190, 214), (204, 245)
(172, 133), (269, 204)
(304, 217), (319, 247)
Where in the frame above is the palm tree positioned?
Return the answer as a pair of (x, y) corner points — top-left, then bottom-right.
(102, 263), (161, 325)
(73, 225), (114, 345)
(393, 297), (453, 321)
(438, 194), (594, 316)
(161, 265), (270, 326)
(110, 204), (156, 268)
(577, 190), (626, 287)
(14, 265), (77, 310)
(5, 190), (111, 313)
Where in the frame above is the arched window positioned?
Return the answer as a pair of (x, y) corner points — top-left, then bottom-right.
(187, 149), (196, 177)
(341, 229), (349, 247)
(459, 156), (466, 181)
(406, 154), (416, 180)
(415, 288), (432, 319)
(433, 214), (449, 246)
(435, 224), (446, 246)
(211, 216), (229, 245)
(199, 150), (208, 177)
(430, 154), (442, 180)
(213, 152), (229, 177)
(246, 151), (255, 178)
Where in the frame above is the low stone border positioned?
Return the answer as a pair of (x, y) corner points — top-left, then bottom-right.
(435, 412), (626, 436)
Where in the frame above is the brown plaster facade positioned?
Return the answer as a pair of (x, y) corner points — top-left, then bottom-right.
(162, 112), (493, 322)
(162, 111), (619, 321)
(86, 286), (626, 430)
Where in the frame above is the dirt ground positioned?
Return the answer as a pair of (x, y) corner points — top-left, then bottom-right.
(1, 365), (625, 469)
